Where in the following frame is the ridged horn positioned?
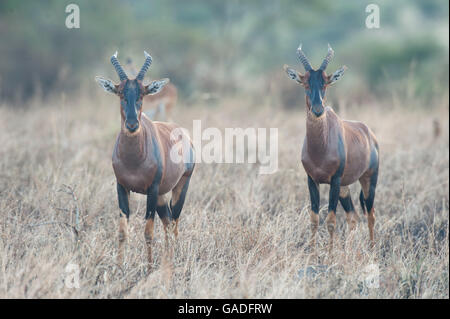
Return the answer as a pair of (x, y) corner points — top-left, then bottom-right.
(296, 43), (312, 71)
(110, 51), (128, 81)
(136, 51), (153, 81)
(319, 44), (334, 71)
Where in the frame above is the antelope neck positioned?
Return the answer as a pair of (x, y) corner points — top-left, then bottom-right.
(306, 108), (328, 155)
(118, 124), (147, 166)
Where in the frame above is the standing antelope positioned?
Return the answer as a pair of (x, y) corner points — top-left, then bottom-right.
(125, 57), (178, 122)
(95, 52), (195, 266)
(284, 44), (379, 251)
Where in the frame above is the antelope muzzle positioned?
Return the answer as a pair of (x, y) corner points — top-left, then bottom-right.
(309, 90), (325, 117)
(125, 118), (139, 132)
(311, 103), (324, 117)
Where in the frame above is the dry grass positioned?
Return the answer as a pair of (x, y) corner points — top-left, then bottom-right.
(0, 93), (448, 298)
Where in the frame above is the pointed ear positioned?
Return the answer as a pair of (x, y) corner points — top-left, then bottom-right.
(327, 66), (347, 85)
(145, 78), (169, 95)
(95, 76), (118, 94)
(283, 65), (306, 85)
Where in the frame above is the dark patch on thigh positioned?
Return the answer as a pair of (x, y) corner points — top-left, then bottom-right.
(184, 145), (195, 173)
(369, 145), (379, 172)
(171, 177), (191, 220)
(156, 204), (171, 220)
(363, 146), (379, 212)
(368, 146), (379, 191)
(339, 195), (355, 212)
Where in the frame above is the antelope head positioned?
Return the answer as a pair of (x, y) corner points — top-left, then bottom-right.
(284, 44), (347, 117)
(96, 51), (169, 133)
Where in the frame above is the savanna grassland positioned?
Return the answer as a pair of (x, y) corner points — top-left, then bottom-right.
(0, 92), (448, 299)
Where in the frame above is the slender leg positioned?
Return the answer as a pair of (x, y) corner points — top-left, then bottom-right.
(117, 183), (130, 265)
(339, 186), (358, 232)
(156, 195), (175, 276)
(326, 174), (341, 253)
(145, 184), (159, 266)
(170, 175), (191, 239)
(368, 208), (375, 246)
(307, 175), (320, 248)
(144, 217), (155, 265)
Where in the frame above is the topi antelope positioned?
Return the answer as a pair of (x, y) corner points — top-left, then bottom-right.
(284, 44), (379, 251)
(95, 52), (195, 266)
(125, 57), (178, 122)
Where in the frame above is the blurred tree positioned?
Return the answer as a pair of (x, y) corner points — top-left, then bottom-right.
(0, 0), (447, 104)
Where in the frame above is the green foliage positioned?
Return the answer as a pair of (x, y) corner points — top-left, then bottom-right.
(0, 0), (448, 103)
(360, 36), (447, 98)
